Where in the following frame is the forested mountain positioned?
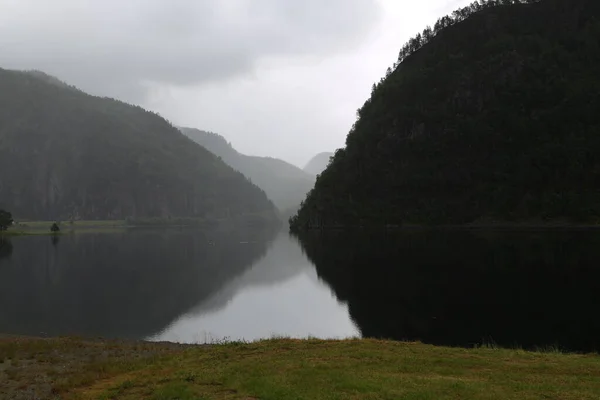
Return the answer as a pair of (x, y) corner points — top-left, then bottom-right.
(303, 152), (334, 175)
(0, 68), (278, 222)
(180, 127), (315, 212)
(291, 0), (600, 230)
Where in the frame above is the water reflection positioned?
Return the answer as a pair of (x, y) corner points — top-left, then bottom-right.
(0, 237), (12, 259)
(150, 233), (359, 343)
(0, 229), (358, 342)
(297, 229), (600, 353)
(0, 228), (276, 339)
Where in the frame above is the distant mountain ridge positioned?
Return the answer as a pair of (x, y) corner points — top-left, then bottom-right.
(180, 127), (315, 212)
(24, 70), (75, 90)
(0, 68), (277, 223)
(303, 152), (334, 175)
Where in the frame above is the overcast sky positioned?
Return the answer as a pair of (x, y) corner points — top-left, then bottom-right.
(0, 0), (470, 167)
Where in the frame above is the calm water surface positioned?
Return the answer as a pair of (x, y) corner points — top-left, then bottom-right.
(1, 228), (599, 352)
(0, 229), (358, 342)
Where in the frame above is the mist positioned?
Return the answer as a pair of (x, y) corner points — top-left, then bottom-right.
(0, 0), (471, 166)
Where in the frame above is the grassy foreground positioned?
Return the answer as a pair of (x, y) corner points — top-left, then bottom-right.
(1, 337), (599, 399)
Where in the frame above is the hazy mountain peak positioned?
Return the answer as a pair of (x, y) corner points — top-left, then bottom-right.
(23, 69), (78, 91)
(303, 152), (334, 175)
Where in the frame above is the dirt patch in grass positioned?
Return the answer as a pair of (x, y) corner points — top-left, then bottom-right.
(0, 336), (188, 400)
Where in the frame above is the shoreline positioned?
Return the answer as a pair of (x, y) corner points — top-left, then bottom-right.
(1, 220), (129, 236)
(291, 220), (600, 232)
(291, 225), (600, 234)
(1, 218), (283, 237)
(5, 219), (600, 236)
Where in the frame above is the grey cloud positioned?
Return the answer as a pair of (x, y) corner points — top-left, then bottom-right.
(0, 0), (381, 102)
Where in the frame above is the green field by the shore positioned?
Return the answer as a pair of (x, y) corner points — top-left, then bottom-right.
(0, 220), (128, 236)
(1, 214), (282, 236)
(1, 337), (599, 399)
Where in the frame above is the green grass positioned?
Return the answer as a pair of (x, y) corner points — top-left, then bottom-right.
(1, 220), (129, 236)
(1, 216), (281, 236)
(1, 337), (599, 399)
(15, 220), (127, 227)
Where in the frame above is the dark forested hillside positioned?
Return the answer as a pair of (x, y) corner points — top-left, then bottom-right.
(180, 127), (315, 212)
(0, 69), (278, 222)
(303, 152), (334, 175)
(291, 0), (600, 230)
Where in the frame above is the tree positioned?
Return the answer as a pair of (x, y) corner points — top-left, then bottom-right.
(423, 26), (434, 41)
(0, 210), (13, 231)
(50, 222), (60, 233)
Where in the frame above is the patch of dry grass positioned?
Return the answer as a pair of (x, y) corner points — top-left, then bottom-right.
(0, 336), (186, 400)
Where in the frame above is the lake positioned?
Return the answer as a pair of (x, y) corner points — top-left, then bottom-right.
(0, 228), (599, 352)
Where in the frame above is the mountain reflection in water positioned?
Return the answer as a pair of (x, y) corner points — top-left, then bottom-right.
(2, 228), (598, 352)
(0, 228), (275, 339)
(297, 229), (600, 353)
(0, 229), (358, 342)
(150, 232), (359, 343)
